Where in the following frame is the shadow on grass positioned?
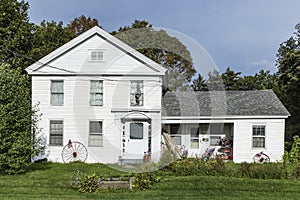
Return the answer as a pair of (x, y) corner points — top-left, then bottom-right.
(27, 160), (52, 172)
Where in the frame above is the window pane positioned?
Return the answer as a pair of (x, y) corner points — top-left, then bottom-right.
(130, 93), (143, 106)
(90, 121), (102, 133)
(89, 121), (103, 146)
(171, 136), (181, 145)
(191, 128), (199, 137)
(253, 137), (265, 148)
(130, 81), (143, 106)
(90, 94), (103, 106)
(91, 51), (103, 60)
(190, 139), (199, 148)
(130, 81), (143, 93)
(89, 134), (103, 146)
(51, 81), (63, 93)
(90, 81), (103, 106)
(130, 123), (143, 139)
(50, 121), (63, 145)
(170, 124), (180, 134)
(253, 126), (265, 136)
(51, 94), (64, 105)
(90, 81), (103, 93)
(200, 124), (209, 134)
(51, 81), (64, 106)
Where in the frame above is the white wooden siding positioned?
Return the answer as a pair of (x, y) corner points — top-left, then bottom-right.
(233, 119), (285, 163)
(32, 75), (162, 163)
(39, 36), (157, 75)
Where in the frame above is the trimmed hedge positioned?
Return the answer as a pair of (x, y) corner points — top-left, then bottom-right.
(162, 158), (299, 179)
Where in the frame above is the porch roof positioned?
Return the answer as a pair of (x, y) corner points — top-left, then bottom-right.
(162, 90), (290, 117)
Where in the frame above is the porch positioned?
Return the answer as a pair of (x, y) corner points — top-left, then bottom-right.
(162, 123), (234, 160)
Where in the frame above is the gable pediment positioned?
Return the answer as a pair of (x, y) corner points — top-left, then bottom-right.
(26, 26), (166, 76)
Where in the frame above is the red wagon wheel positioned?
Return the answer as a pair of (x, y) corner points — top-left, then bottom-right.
(61, 140), (88, 163)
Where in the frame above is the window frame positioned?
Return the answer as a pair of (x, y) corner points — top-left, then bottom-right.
(90, 80), (103, 106)
(130, 81), (144, 106)
(169, 124), (181, 146)
(50, 80), (64, 106)
(89, 120), (103, 147)
(90, 51), (104, 61)
(252, 125), (266, 149)
(49, 120), (63, 146)
(190, 127), (200, 149)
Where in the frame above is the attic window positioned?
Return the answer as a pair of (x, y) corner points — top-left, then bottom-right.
(91, 51), (103, 61)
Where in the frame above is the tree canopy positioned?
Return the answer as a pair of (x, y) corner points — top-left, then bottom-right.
(112, 20), (196, 91)
(0, 0), (34, 71)
(276, 22), (300, 141)
(68, 15), (99, 36)
(0, 64), (40, 174)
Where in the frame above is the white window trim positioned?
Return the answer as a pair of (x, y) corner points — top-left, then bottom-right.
(130, 80), (144, 107)
(88, 120), (104, 147)
(190, 127), (200, 149)
(49, 119), (64, 146)
(89, 49), (106, 62)
(89, 80), (103, 106)
(252, 124), (266, 149)
(50, 80), (64, 106)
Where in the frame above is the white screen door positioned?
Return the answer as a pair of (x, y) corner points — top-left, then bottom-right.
(124, 121), (148, 159)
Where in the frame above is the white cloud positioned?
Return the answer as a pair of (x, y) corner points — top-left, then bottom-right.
(246, 59), (277, 72)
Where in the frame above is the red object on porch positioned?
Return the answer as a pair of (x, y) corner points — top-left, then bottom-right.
(143, 151), (151, 162)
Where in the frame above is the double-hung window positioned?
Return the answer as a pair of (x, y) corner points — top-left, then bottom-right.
(170, 124), (181, 146)
(49, 120), (63, 146)
(130, 81), (143, 106)
(190, 127), (200, 148)
(51, 80), (64, 106)
(89, 121), (103, 146)
(90, 80), (103, 106)
(252, 125), (266, 148)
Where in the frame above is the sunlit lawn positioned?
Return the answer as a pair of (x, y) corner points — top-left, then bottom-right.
(0, 162), (300, 199)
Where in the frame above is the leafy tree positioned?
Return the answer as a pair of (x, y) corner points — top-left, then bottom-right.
(68, 15), (100, 36)
(221, 67), (241, 90)
(112, 20), (196, 91)
(192, 73), (208, 91)
(237, 75), (258, 90)
(0, 0), (34, 71)
(207, 70), (224, 90)
(253, 70), (278, 90)
(29, 20), (75, 62)
(0, 64), (40, 174)
(236, 70), (278, 91)
(276, 22), (300, 142)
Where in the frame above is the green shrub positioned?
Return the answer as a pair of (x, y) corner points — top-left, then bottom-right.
(0, 65), (42, 175)
(211, 158), (226, 175)
(77, 173), (100, 193)
(132, 173), (161, 190)
(163, 158), (297, 179)
(241, 162), (252, 177)
(240, 163), (287, 179)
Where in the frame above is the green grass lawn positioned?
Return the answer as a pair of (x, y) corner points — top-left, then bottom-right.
(0, 162), (300, 199)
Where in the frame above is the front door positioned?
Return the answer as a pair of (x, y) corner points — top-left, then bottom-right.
(124, 121), (149, 159)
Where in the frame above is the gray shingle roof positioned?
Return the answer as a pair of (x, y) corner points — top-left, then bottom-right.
(162, 90), (290, 117)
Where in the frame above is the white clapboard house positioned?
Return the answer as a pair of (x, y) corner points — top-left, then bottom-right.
(26, 26), (290, 163)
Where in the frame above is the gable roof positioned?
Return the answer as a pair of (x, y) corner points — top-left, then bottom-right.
(26, 26), (166, 75)
(162, 90), (290, 118)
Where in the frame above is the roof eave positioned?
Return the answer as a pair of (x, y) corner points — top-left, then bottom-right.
(162, 115), (290, 120)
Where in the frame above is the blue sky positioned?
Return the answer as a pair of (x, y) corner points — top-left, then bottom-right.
(27, 0), (300, 76)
